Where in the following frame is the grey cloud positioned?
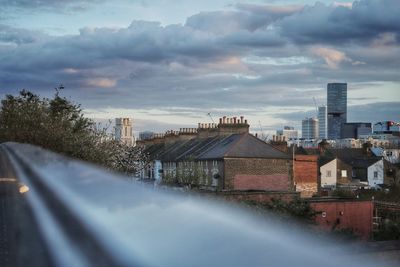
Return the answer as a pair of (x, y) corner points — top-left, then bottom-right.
(0, 0), (399, 119)
(0, 0), (103, 11)
(186, 4), (302, 34)
(278, 0), (400, 44)
(0, 24), (48, 44)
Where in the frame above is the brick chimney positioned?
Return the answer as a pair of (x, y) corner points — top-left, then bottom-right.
(178, 128), (198, 141)
(318, 139), (331, 155)
(197, 123), (219, 138)
(217, 116), (249, 136)
(269, 135), (289, 153)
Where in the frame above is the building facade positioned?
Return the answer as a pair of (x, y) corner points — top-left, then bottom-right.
(341, 122), (372, 139)
(310, 200), (373, 240)
(115, 118), (135, 146)
(327, 83), (347, 140)
(302, 117), (319, 140)
(318, 106), (327, 140)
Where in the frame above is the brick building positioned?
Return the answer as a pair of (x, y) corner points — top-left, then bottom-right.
(309, 199), (373, 240)
(141, 117), (293, 192)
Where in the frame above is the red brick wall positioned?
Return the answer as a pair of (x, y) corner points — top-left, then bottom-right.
(224, 158), (292, 191)
(234, 174), (289, 191)
(294, 155), (318, 198)
(310, 200), (373, 240)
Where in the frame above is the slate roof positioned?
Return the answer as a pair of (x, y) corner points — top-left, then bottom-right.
(197, 134), (291, 160)
(347, 158), (382, 169)
(318, 156), (335, 167)
(144, 133), (291, 162)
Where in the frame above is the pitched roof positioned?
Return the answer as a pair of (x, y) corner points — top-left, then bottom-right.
(319, 156), (335, 167)
(197, 133), (291, 160)
(144, 133), (291, 162)
(346, 158), (382, 168)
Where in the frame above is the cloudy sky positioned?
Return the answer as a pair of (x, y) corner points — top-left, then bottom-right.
(0, 0), (399, 134)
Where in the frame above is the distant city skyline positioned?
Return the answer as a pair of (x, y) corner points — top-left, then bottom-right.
(0, 0), (399, 133)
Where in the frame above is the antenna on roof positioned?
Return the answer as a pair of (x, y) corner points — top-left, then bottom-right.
(207, 112), (215, 124)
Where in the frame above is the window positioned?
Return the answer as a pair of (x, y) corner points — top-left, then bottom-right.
(341, 170), (347, 177)
(326, 170), (332, 177)
(374, 171), (378, 179)
(386, 151), (393, 157)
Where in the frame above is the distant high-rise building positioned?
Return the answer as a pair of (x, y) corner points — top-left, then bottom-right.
(115, 118), (135, 146)
(318, 106), (327, 139)
(341, 123), (372, 139)
(276, 126), (298, 140)
(302, 118), (319, 140)
(327, 83), (347, 139)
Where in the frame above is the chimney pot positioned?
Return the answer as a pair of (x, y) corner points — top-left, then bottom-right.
(245, 119), (248, 124)
(223, 116), (226, 124)
(233, 117), (237, 124)
(219, 118), (222, 124)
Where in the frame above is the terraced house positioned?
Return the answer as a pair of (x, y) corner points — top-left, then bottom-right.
(140, 117), (293, 192)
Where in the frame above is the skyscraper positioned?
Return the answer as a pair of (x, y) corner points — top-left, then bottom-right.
(302, 117), (319, 140)
(327, 83), (347, 139)
(318, 105), (327, 139)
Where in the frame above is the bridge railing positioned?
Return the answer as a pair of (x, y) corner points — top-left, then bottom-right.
(1, 142), (395, 267)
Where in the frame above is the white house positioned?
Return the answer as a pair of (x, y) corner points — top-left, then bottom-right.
(320, 159), (337, 189)
(367, 159), (384, 188)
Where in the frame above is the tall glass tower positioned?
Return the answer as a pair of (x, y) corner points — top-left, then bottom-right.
(302, 117), (319, 140)
(327, 83), (347, 140)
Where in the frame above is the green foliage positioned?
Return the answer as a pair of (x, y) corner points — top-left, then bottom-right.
(332, 189), (356, 198)
(358, 185), (400, 203)
(0, 89), (148, 174)
(245, 198), (316, 223)
(374, 220), (400, 241)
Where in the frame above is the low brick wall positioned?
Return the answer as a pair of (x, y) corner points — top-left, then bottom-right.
(199, 190), (300, 204)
